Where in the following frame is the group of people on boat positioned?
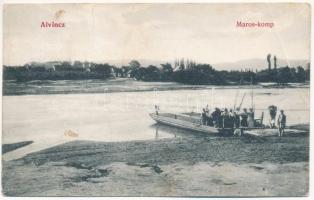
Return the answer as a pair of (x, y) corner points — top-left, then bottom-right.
(201, 105), (287, 136)
(153, 103), (287, 137)
(201, 106), (255, 129)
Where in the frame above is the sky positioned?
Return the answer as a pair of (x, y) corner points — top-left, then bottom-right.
(3, 3), (311, 67)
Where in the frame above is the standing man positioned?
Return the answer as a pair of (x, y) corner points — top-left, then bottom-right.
(201, 108), (207, 125)
(268, 105), (277, 128)
(277, 110), (286, 137)
(222, 108), (229, 128)
(247, 108), (255, 128)
(211, 107), (221, 127)
(233, 108), (241, 128)
(233, 108), (241, 136)
(240, 108), (248, 127)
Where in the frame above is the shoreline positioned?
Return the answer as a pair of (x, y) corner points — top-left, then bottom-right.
(16, 135), (310, 166)
(3, 79), (310, 96)
(2, 123), (309, 161)
(2, 134), (309, 196)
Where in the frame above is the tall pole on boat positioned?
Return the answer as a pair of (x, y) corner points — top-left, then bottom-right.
(233, 79), (241, 110)
(251, 76), (254, 111)
(238, 93), (246, 110)
(211, 87), (215, 110)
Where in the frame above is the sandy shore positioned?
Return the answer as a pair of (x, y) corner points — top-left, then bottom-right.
(2, 135), (309, 197)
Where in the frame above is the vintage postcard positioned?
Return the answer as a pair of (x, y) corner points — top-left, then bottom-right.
(1, 1), (311, 197)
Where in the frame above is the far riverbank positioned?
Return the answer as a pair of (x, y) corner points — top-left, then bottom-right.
(3, 78), (309, 96)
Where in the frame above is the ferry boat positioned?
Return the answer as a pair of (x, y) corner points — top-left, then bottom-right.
(149, 111), (307, 137)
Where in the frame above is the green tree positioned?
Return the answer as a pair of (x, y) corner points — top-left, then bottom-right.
(160, 63), (173, 81)
(277, 66), (292, 84)
(90, 64), (113, 78)
(296, 66), (306, 82)
(145, 65), (161, 81)
(129, 60), (141, 70)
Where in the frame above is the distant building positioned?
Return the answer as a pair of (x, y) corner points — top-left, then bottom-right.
(110, 68), (116, 78)
(83, 62), (91, 69)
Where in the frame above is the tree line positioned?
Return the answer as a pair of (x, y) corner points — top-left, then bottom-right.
(127, 59), (310, 85)
(3, 61), (115, 82)
(3, 59), (310, 84)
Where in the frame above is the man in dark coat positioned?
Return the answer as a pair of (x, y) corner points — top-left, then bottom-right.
(277, 110), (286, 137)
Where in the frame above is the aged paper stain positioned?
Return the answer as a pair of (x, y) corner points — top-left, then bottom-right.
(55, 9), (65, 20)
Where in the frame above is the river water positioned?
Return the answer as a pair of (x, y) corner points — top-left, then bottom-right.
(2, 86), (310, 160)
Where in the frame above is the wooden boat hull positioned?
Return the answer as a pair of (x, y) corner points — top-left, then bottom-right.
(150, 113), (307, 137)
(150, 113), (220, 134)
